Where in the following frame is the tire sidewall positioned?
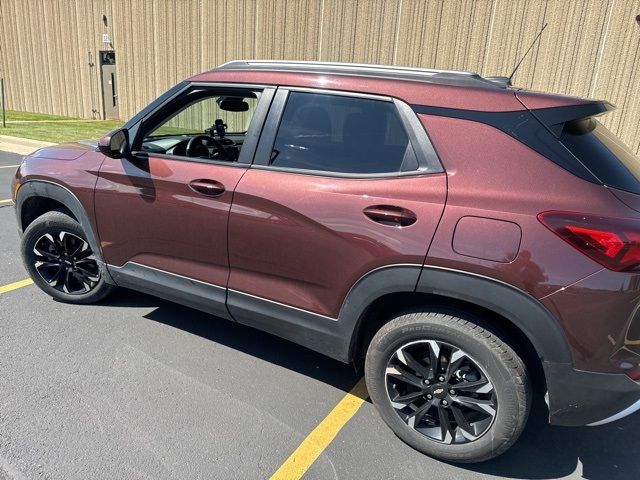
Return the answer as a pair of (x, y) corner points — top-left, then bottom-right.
(365, 312), (529, 463)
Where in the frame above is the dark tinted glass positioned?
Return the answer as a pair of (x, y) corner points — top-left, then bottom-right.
(561, 118), (640, 194)
(271, 92), (417, 174)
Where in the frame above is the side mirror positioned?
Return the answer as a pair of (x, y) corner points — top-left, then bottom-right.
(98, 128), (130, 158)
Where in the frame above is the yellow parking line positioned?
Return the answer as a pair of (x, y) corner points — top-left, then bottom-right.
(0, 199), (13, 204)
(270, 378), (369, 480)
(0, 164), (20, 168)
(0, 278), (34, 294)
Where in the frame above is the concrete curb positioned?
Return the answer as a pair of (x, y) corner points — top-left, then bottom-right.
(0, 135), (56, 155)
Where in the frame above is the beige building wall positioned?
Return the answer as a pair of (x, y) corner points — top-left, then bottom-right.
(1, 0), (639, 153)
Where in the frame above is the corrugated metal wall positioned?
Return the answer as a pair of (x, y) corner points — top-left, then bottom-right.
(1, 0), (639, 152)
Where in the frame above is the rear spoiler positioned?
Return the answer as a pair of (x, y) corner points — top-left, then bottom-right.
(530, 101), (615, 138)
(516, 92), (615, 138)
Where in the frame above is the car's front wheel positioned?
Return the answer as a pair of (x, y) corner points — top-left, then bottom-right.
(365, 310), (531, 463)
(21, 210), (114, 304)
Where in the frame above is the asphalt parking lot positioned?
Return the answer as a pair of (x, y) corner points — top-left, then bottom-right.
(0, 149), (638, 480)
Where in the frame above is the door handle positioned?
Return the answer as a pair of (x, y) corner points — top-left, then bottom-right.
(189, 179), (226, 197)
(363, 205), (417, 227)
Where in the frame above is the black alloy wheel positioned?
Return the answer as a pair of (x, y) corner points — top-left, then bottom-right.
(32, 231), (100, 294)
(385, 339), (497, 444)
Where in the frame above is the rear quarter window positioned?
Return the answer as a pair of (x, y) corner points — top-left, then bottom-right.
(561, 118), (640, 194)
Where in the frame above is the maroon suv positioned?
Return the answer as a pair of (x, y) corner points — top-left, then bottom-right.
(12, 60), (640, 462)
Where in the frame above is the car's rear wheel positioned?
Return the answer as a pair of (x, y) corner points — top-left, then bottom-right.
(21, 210), (114, 304)
(365, 310), (531, 463)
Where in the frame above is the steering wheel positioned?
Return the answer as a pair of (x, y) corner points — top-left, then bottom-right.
(186, 135), (227, 159)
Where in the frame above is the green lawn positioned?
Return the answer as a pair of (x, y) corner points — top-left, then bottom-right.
(1, 110), (122, 143)
(3, 110), (81, 122)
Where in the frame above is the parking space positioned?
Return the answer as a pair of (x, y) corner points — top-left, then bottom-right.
(0, 152), (22, 200)
(0, 152), (28, 288)
(1, 149), (638, 480)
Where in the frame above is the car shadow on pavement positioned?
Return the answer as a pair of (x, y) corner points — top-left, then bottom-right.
(102, 288), (361, 394)
(103, 288), (640, 480)
(467, 394), (640, 480)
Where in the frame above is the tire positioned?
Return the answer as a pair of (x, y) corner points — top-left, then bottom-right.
(20, 210), (114, 304)
(365, 310), (531, 463)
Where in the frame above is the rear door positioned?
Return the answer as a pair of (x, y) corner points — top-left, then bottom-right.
(227, 89), (447, 323)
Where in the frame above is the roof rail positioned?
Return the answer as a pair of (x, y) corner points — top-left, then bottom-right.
(214, 60), (506, 89)
(217, 60), (478, 77)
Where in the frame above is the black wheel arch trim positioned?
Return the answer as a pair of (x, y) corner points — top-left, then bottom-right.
(411, 265), (573, 365)
(341, 264), (572, 366)
(15, 180), (114, 284)
(341, 264), (423, 360)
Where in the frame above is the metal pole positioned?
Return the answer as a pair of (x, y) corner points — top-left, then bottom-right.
(88, 51), (98, 120)
(1, 78), (5, 128)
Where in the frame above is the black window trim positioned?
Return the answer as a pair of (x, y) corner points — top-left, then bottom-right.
(123, 81), (190, 139)
(252, 87), (444, 179)
(127, 82), (276, 167)
(410, 103), (607, 185)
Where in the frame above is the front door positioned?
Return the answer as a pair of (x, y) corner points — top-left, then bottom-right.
(94, 85), (273, 318)
(227, 89), (447, 322)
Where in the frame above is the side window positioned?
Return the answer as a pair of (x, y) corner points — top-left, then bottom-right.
(270, 92), (418, 174)
(149, 95), (258, 137)
(139, 88), (260, 161)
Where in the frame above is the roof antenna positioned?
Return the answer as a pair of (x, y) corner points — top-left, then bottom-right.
(507, 23), (548, 85)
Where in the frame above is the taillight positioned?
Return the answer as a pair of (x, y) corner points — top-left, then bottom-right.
(625, 368), (640, 382)
(538, 211), (640, 272)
